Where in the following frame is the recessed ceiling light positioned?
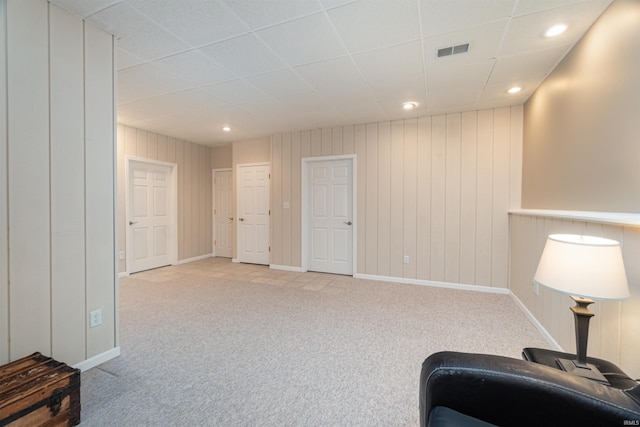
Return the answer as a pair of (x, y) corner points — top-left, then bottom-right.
(222, 126), (231, 132)
(545, 24), (567, 37)
(402, 102), (417, 110)
(507, 86), (522, 94)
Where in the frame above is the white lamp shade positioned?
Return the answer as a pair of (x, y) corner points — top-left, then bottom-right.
(533, 234), (630, 300)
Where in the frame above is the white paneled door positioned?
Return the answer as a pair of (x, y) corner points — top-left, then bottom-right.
(308, 159), (353, 275)
(237, 164), (270, 265)
(214, 170), (233, 258)
(128, 160), (174, 274)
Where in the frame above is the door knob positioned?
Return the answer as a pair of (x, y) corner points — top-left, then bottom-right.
(129, 221), (138, 225)
(344, 221), (352, 225)
(239, 218), (244, 222)
(228, 217), (233, 221)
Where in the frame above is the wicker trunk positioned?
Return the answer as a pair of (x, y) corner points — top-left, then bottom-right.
(0, 352), (80, 426)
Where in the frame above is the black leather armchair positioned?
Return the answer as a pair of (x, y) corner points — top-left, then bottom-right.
(420, 351), (640, 427)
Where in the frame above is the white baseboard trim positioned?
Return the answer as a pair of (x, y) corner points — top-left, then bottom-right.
(509, 291), (563, 351)
(270, 264), (304, 272)
(177, 254), (213, 265)
(118, 271), (129, 278)
(232, 258), (239, 263)
(73, 347), (121, 372)
(355, 273), (510, 295)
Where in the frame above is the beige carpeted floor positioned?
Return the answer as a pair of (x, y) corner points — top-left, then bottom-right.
(80, 257), (549, 426)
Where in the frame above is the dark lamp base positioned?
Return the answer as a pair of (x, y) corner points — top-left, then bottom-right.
(557, 358), (610, 384)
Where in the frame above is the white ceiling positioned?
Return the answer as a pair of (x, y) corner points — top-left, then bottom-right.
(50, 0), (612, 146)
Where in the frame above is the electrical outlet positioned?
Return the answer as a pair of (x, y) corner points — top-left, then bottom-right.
(532, 282), (539, 295)
(119, 251), (125, 260)
(403, 255), (410, 264)
(90, 309), (102, 328)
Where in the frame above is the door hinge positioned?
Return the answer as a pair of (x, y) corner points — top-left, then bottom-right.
(269, 210), (271, 215)
(214, 209), (216, 214)
(269, 246), (271, 252)
(214, 240), (216, 245)
(269, 173), (271, 179)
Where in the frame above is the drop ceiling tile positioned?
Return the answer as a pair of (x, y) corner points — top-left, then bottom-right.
(88, 2), (189, 61)
(476, 79), (538, 108)
(426, 58), (495, 109)
(514, 0), (611, 17)
(116, 48), (146, 70)
(487, 45), (572, 88)
(499, 1), (611, 56)
(352, 40), (423, 83)
(328, 0), (421, 53)
(220, 0), (324, 30)
(256, 13), (347, 66)
(201, 79), (273, 105)
(379, 99), (428, 120)
(153, 50), (237, 86)
(321, 0), (357, 10)
(199, 34), (287, 77)
(126, 0), (250, 47)
(419, 0), (516, 37)
(119, 63), (195, 99)
(116, 78), (150, 104)
(422, 20), (507, 63)
(369, 75), (427, 105)
(295, 56), (369, 98)
(243, 69), (314, 99)
(49, 0), (123, 18)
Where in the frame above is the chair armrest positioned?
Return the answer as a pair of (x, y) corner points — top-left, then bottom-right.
(420, 351), (640, 427)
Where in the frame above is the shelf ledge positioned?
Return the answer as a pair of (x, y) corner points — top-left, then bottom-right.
(509, 209), (640, 228)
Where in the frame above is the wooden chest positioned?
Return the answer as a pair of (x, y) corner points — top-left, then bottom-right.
(0, 352), (80, 426)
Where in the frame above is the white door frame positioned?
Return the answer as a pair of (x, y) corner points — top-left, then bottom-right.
(236, 162), (271, 265)
(125, 156), (178, 274)
(301, 155), (357, 275)
(212, 168), (232, 258)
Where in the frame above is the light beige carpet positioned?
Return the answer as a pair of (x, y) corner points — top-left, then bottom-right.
(80, 258), (549, 426)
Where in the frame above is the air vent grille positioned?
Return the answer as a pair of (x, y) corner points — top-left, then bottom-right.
(437, 43), (469, 58)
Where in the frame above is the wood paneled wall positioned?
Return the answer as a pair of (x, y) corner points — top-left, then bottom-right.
(510, 213), (640, 378)
(117, 124), (213, 273)
(271, 106), (523, 288)
(0, 1), (116, 365)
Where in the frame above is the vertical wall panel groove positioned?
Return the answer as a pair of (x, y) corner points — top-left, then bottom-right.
(365, 123), (378, 275)
(377, 121), (391, 277)
(416, 117), (432, 280)
(271, 134), (282, 265)
(282, 133), (292, 265)
(389, 120), (404, 278)
(354, 125), (366, 273)
(403, 118), (417, 279)
(291, 132), (302, 267)
(430, 115), (446, 281)
(444, 114), (461, 283)
(0, 0), (7, 364)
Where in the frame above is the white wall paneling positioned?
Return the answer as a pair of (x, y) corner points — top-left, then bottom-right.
(50, 4), (86, 364)
(510, 212), (640, 379)
(1, 1), (117, 367)
(84, 21), (116, 359)
(272, 106), (523, 288)
(7, 0), (51, 360)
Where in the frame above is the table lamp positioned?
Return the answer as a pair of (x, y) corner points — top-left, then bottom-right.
(533, 234), (630, 383)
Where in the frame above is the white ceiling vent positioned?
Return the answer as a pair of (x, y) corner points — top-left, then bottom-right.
(437, 43), (469, 58)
